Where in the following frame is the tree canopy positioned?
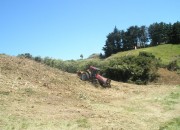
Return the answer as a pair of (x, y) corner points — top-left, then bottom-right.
(103, 21), (180, 57)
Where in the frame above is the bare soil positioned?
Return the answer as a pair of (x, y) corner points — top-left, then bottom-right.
(156, 68), (180, 85)
(0, 55), (179, 130)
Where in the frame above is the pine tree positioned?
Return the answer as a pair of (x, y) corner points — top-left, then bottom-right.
(139, 26), (149, 47)
(171, 21), (180, 44)
(102, 26), (122, 57)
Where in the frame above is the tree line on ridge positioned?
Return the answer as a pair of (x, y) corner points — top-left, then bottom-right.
(102, 21), (180, 57)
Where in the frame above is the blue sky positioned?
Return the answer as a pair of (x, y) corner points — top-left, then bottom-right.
(0, 0), (179, 60)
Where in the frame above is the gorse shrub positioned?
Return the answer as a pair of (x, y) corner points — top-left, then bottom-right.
(139, 51), (155, 58)
(18, 53), (33, 59)
(105, 52), (159, 84)
(42, 57), (107, 73)
(167, 60), (179, 71)
(17, 52), (159, 84)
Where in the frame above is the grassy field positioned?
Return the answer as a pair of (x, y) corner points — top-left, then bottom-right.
(0, 55), (180, 130)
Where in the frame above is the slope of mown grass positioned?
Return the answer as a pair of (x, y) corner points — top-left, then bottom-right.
(0, 54), (180, 130)
(106, 44), (180, 66)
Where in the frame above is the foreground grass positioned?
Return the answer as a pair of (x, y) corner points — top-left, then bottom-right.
(1, 84), (180, 130)
(159, 117), (180, 130)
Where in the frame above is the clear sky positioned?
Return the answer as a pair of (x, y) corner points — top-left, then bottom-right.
(0, 0), (179, 60)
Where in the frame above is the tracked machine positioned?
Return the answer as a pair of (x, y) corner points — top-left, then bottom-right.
(77, 66), (111, 87)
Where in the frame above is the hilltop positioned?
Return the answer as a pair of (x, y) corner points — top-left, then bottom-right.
(106, 44), (180, 66)
(0, 54), (180, 129)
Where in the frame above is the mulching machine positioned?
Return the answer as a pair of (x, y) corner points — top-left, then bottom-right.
(77, 66), (111, 87)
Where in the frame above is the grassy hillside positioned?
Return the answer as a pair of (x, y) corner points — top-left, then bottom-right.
(107, 44), (180, 66)
(0, 55), (180, 130)
(73, 44), (180, 73)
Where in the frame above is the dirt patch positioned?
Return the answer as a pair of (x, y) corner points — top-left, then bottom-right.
(156, 68), (180, 85)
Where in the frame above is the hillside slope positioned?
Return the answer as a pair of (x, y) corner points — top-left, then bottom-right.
(0, 55), (180, 130)
(107, 44), (180, 66)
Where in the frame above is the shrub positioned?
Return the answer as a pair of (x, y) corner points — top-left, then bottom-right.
(77, 59), (108, 72)
(139, 51), (155, 58)
(105, 52), (159, 84)
(17, 53), (33, 59)
(64, 60), (79, 73)
(34, 56), (42, 62)
(167, 60), (179, 71)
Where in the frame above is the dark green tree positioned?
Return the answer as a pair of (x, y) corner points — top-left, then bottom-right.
(138, 25), (149, 47)
(148, 22), (172, 45)
(163, 23), (172, 43)
(121, 30), (131, 51)
(170, 21), (180, 44)
(34, 56), (42, 62)
(102, 21), (179, 58)
(124, 26), (140, 50)
(148, 22), (160, 45)
(17, 53), (33, 59)
(102, 26), (122, 57)
(80, 54), (83, 59)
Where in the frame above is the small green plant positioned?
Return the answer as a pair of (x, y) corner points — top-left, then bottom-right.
(21, 122), (29, 129)
(24, 88), (35, 96)
(76, 118), (90, 128)
(0, 91), (10, 95)
(161, 91), (180, 110)
(169, 92), (180, 99)
(78, 93), (87, 100)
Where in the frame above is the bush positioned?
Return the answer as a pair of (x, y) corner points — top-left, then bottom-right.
(64, 60), (79, 73)
(105, 52), (159, 84)
(167, 60), (179, 71)
(34, 56), (42, 62)
(77, 59), (108, 71)
(17, 53), (33, 59)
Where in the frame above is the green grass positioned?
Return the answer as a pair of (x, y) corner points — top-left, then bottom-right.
(0, 91), (10, 95)
(159, 117), (180, 130)
(76, 118), (90, 128)
(163, 92), (180, 110)
(0, 113), (92, 130)
(107, 44), (180, 66)
(155, 87), (180, 110)
(24, 87), (35, 93)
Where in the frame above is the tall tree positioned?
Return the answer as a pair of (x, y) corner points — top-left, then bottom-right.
(102, 27), (122, 57)
(163, 23), (172, 43)
(148, 22), (160, 45)
(148, 22), (172, 45)
(124, 26), (139, 50)
(121, 30), (128, 50)
(138, 25), (149, 47)
(170, 21), (180, 44)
